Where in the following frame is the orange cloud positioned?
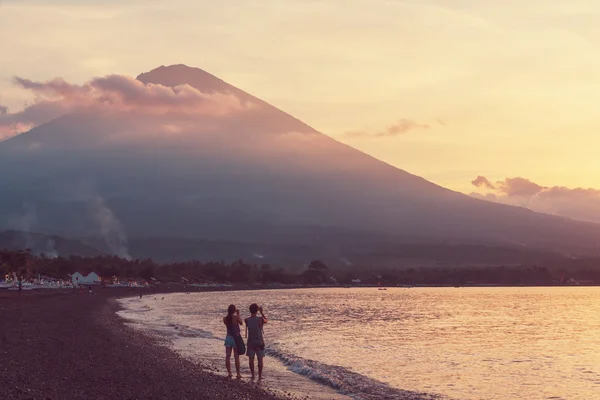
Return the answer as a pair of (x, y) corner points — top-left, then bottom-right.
(495, 177), (546, 197)
(471, 175), (495, 189)
(0, 74), (256, 140)
(346, 119), (430, 138)
(471, 175), (600, 223)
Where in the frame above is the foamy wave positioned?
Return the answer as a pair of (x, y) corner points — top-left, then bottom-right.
(267, 347), (445, 400)
(165, 323), (217, 339)
(117, 298), (217, 340)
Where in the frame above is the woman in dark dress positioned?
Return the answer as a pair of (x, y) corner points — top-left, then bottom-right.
(223, 304), (243, 378)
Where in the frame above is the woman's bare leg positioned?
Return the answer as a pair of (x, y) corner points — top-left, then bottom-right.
(234, 349), (241, 378)
(225, 347), (233, 377)
(248, 356), (255, 379)
(258, 357), (264, 380)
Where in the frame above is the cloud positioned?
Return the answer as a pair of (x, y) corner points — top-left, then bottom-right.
(471, 176), (546, 197)
(0, 104), (39, 140)
(0, 74), (256, 140)
(471, 175), (495, 189)
(346, 119), (430, 138)
(495, 177), (546, 197)
(470, 175), (600, 224)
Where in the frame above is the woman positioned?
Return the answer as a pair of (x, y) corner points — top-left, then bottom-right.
(223, 304), (243, 378)
(245, 303), (267, 381)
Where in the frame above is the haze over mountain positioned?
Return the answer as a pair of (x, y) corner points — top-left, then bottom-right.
(1, 64), (600, 264)
(0, 230), (103, 258)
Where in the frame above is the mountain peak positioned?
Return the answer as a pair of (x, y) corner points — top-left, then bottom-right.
(137, 64), (235, 95)
(136, 64), (316, 133)
(140, 64), (211, 76)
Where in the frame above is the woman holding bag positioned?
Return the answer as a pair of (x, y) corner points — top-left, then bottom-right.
(223, 304), (245, 379)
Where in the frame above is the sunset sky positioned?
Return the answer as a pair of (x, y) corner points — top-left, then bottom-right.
(2, 0), (600, 197)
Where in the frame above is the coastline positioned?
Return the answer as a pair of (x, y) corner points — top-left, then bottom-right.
(116, 292), (354, 400)
(6, 285), (591, 399)
(0, 287), (281, 400)
(115, 288), (446, 400)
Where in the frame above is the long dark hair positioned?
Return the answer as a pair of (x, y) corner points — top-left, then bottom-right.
(226, 304), (236, 327)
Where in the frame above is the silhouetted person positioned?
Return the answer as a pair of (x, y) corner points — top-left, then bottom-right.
(245, 303), (267, 380)
(223, 304), (243, 379)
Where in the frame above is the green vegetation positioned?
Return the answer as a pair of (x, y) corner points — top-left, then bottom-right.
(1, 249), (598, 286)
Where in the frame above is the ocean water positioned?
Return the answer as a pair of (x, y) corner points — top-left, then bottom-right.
(117, 287), (600, 400)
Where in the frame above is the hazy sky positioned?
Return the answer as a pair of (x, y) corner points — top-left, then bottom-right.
(2, 0), (600, 195)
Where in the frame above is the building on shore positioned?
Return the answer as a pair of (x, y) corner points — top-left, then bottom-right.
(70, 272), (101, 286)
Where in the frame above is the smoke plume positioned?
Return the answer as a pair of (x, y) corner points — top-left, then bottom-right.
(88, 196), (131, 260)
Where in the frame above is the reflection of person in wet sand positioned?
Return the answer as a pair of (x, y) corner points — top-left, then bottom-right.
(245, 303), (268, 381)
(223, 304), (243, 379)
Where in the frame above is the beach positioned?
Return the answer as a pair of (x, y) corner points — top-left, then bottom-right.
(0, 288), (281, 400)
(4, 286), (598, 400)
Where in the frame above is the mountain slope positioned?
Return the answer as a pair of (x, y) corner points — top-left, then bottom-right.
(0, 64), (599, 262)
(0, 230), (104, 257)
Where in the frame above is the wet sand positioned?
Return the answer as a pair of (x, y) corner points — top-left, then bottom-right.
(0, 287), (283, 400)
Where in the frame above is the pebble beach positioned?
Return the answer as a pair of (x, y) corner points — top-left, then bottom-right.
(0, 288), (283, 400)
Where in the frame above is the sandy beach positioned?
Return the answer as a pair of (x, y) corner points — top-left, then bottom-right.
(0, 287), (282, 400)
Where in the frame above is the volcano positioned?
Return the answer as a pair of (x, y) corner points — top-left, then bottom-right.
(1, 64), (599, 263)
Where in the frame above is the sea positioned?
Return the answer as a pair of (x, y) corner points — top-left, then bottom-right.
(117, 287), (600, 400)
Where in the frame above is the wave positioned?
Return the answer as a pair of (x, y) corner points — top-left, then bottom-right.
(266, 346), (445, 400)
(120, 312), (217, 341)
(164, 323), (218, 339)
(117, 296), (446, 399)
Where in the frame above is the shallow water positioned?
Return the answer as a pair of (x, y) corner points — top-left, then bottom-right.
(118, 287), (600, 399)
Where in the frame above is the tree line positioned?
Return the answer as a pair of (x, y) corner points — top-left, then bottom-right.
(1, 249), (598, 285)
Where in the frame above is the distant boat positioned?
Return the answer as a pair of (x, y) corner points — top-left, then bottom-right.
(106, 283), (130, 288)
(8, 282), (37, 291)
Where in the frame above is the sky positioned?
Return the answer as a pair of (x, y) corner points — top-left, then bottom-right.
(2, 0), (600, 203)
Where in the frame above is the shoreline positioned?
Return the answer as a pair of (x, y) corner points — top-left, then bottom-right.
(115, 288), (445, 400)
(0, 288), (283, 400)
(3, 285), (596, 399)
(116, 292), (354, 400)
